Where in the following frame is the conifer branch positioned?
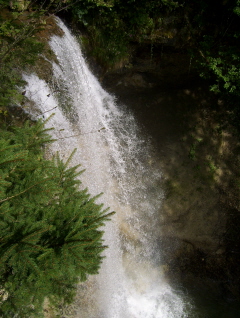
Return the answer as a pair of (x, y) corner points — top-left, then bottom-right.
(0, 176), (57, 203)
(0, 117), (114, 315)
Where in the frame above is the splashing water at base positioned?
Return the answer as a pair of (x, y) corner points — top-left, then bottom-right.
(23, 17), (191, 318)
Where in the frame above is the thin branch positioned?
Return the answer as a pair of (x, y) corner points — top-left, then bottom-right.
(57, 127), (106, 140)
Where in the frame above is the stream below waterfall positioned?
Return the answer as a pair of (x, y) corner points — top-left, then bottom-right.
(22, 17), (240, 318)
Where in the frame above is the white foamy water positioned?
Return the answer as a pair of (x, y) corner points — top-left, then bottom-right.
(23, 17), (190, 318)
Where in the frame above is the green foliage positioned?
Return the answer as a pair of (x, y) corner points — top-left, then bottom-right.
(0, 120), (114, 317)
(67, 0), (180, 66)
(192, 1), (240, 95)
(199, 48), (240, 97)
(0, 0), (182, 91)
(183, 0), (240, 132)
(0, 3), (45, 108)
(234, 0), (240, 15)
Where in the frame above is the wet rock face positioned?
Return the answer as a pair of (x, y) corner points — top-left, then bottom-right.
(102, 44), (240, 299)
(103, 45), (198, 90)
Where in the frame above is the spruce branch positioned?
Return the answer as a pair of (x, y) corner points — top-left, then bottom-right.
(0, 176), (57, 203)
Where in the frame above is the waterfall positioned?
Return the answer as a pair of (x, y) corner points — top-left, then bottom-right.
(23, 17), (190, 318)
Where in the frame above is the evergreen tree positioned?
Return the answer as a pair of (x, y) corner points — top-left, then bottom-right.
(0, 119), (114, 317)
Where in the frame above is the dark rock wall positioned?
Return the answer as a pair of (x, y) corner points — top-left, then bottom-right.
(102, 43), (240, 301)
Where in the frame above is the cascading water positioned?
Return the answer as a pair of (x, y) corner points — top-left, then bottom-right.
(23, 17), (191, 318)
